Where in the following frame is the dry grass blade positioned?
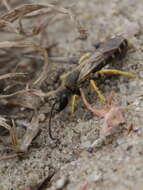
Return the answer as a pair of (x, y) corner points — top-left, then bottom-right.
(1, 114), (40, 153)
(2, 0), (11, 11)
(0, 116), (11, 130)
(19, 113), (40, 152)
(0, 72), (26, 80)
(0, 41), (34, 48)
(0, 3), (75, 28)
(9, 120), (20, 151)
(24, 9), (53, 19)
(7, 93), (41, 109)
(0, 20), (18, 33)
(0, 117), (20, 151)
(23, 54), (79, 64)
(33, 48), (49, 87)
(0, 88), (55, 99)
(0, 2), (86, 156)
(0, 89), (34, 99)
(0, 152), (26, 161)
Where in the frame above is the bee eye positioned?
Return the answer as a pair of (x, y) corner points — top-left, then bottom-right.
(57, 93), (69, 111)
(53, 92), (68, 112)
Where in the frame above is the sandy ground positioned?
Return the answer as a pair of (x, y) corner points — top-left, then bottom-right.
(0, 0), (143, 189)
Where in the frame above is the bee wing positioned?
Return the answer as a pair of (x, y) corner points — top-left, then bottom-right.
(77, 36), (127, 83)
(77, 51), (104, 83)
(77, 36), (126, 83)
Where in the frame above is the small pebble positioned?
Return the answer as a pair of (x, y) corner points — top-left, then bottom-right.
(55, 175), (69, 190)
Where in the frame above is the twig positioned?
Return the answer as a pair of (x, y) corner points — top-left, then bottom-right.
(2, 0), (11, 11)
(0, 152), (26, 161)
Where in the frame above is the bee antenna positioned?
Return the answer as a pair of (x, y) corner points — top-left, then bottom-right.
(48, 100), (58, 141)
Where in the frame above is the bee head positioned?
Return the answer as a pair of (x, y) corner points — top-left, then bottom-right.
(55, 88), (72, 112)
(48, 88), (72, 140)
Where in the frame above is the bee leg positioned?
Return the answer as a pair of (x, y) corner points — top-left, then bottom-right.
(90, 80), (107, 104)
(60, 72), (68, 81)
(70, 94), (79, 114)
(96, 69), (136, 78)
(78, 52), (91, 64)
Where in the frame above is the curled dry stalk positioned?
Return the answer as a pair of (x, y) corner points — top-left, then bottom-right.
(0, 1), (87, 156)
(19, 113), (40, 153)
(0, 3), (87, 41)
(0, 2), (86, 92)
(0, 3), (81, 30)
(0, 113), (40, 160)
(0, 117), (20, 152)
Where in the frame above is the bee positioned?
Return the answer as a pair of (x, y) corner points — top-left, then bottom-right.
(48, 36), (131, 140)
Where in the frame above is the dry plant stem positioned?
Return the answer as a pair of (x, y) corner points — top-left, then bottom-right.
(0, 72), (26, 80)
(0, 116), (11, 130)
(0, 153), (26, 161)
(19, 113), (40, 152)
(17, 13), (44, 37)
(2, 0), (11, 11)
(32, 16), (50, 37)
(0, 117), (20, 151)
(0, 4), (75, 28)
(0, 88), (56, 99)
(10, 120), (20, 151)
(0, 40), (35, 48)
(0, 3), (86, 39)
(24, 54), (79, 64)
(0, 20), (18, 33)
(0, 89), (36, 99)
(24, 9), (53, 19)
(18, 14), (25, 35)
(33, 48), (49, 87)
